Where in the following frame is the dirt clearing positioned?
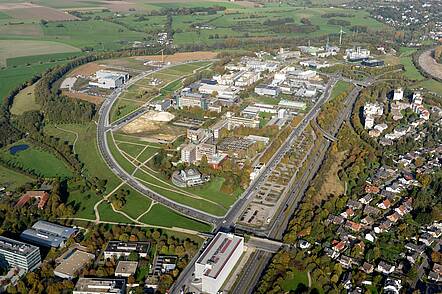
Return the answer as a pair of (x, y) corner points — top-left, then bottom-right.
(68, 62), (103, 77)
(63, 90), (104, 105)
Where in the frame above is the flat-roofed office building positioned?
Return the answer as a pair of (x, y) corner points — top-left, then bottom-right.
(0, 236), (41, 272)
(195, 232), (244, 294)
(73, 278), (126, 294)
(20, 220), (77, 248)
(104, 241), (150, 259)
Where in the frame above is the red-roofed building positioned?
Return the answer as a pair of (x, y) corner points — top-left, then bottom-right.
(377, 199), (391, 210)
(16, 191), (49, 210)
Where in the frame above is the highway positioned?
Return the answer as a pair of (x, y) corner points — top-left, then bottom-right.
(230, 82), (366, 294)
(170, 77), (338, 294)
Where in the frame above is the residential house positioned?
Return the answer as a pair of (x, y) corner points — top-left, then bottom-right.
(361, 262), (374, 274)
(377, 261), (395, 274)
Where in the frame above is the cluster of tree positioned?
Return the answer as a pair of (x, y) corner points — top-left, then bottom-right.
(257, 123), (379, 293)
(435, 46), (442, 63)
(73, 224), (200, 293)
(327, 18), (350, 27)
(263, 17), (294, 26)
(108, 188), (130, 210)
(0, 180), (73, 234)
(317, 89), (350, 131)
(410, 170), (442, 225)
(159, 6), (226, 16)
(0, 109), (22, 148)
(321, 12), (355, 18)
(270, 23), (318, 34)
(259, 116), (301, 164)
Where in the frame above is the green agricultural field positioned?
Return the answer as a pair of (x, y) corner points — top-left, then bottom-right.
(0, 165), (34, 190)
(139, 204), (212, 232)
(10, 83), (40, 115)
(41, 20), (146, 50)
(6, 51), (85, 67)
(0, 61), (69, 103)
(0, 40), (80, 66)
(0, 143), (72, 178)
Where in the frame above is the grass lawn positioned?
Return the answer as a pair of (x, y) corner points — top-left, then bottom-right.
(117, 185), (152, 219)
(0, 165), (34, 190)
(281, 270), (309, 291)
(184, 177), (242, 209)
(44, 123), (121, 192)
(110, 98), (143, 123)
(414, 79), (442, 96)
(117, 142), (147, 159)
(67, 188), (101, 220)
(107, 132), (137, 174)
(97, 201), (134, 224)
(0, 143), (72, 178)
(331, 81), (353, 99)
(10, 83), (40, 115)
(135, 147), (159, 163)
(134, 169), (227, 216)
(400, 55), (425, 81)
(139, 204), (212, 232)
(113, 133), (162, 147)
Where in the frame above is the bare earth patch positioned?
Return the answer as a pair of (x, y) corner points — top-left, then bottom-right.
(68, 62), (104, 77)
(0, 3), (79, 21)
(134, 51), (217, 64)
(63, 90), (104, 105)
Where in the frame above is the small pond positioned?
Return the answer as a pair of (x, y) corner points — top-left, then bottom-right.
(9, 144), (29, 155)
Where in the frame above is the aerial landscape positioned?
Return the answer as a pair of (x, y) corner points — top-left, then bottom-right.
(0, 0), (440, 293)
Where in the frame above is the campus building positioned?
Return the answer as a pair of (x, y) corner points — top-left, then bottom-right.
(73, 278), (126, 294)
(176, 91), (209, 110)
(89, 70), (129, 89)
(171, 169), (209, 188)
(195, 232), (244, 294)
(20, 221), (77, 248)
(0, 236), (41, 272)
(54, 250), (95, 279)
(103, 241), (150, 259)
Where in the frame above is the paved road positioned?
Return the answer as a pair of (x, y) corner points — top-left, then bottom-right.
(170, 77), (337, 294)
(96, 65), (225, 227)
(231, 83), (365, 294)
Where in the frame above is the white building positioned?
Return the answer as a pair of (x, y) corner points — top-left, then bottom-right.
(393, 88), (404, 101)
(255, 85), (281, 97)
(181, 143), (197, 163)
(0, 236), (41, 273)
(195, 233), (244, 294)
(89, 70), (129, 89)
(73, 278), (126, 294)
(345, 47), (370, 61)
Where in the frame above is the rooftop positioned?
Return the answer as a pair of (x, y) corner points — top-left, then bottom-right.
(0, 236), (39, 257)
(115, 261), (138, 276)
(196, 232), (243, 279)
(104, 241), (150, 254)
(74, 278), (125, 293)
(54, 250), (95, 278)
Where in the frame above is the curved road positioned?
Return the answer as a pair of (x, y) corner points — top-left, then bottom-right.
(96, 65), (224, 227)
